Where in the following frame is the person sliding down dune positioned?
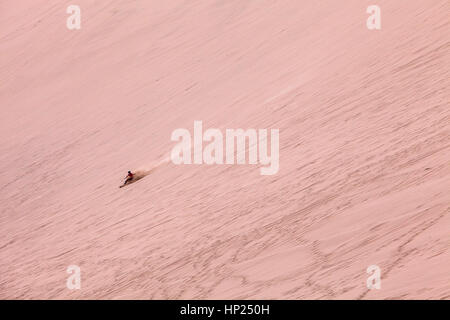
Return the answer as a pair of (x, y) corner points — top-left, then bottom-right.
(120, 171), (134, 188)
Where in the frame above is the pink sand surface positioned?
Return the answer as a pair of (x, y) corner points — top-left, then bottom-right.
(0, 0), (449, 299)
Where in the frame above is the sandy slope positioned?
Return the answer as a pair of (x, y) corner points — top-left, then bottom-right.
(0, 0), (449, 299)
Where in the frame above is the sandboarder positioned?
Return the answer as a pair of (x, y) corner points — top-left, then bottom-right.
(120, 171), (134, 188)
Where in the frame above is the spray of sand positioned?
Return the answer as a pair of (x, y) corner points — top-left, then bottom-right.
(122, 156), (171, 186)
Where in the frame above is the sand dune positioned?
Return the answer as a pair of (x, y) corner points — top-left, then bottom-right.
(0, 0), (449, 299)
